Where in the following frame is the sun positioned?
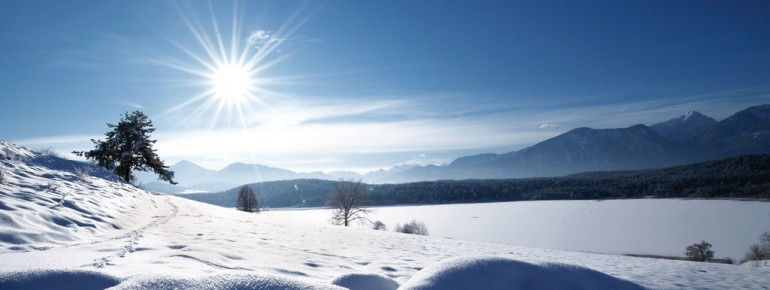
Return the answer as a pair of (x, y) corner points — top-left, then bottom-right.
(210, 63), (253, 105)
(157, 2), (313, 129)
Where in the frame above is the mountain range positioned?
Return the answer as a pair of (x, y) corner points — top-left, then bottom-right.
(138, 104), (770, 193)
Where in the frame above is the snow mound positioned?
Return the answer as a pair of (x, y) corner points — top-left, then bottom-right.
(110, 272), (345, 290)
(330, 273), (399, 290)
(399, 256), (646, 290)
(742, 260), (770, 268)
(0, 269), (121, 290)
(0, 270), (347, 290)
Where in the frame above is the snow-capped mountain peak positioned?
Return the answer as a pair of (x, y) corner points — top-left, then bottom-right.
(683, 110), (697, 121)
(650, 110), (717, 143)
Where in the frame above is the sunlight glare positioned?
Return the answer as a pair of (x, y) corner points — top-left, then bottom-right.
(211, 63), (252, 104)
(158, 1), (318, 130)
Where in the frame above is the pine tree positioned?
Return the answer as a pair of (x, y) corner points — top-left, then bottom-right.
(73, 110), (176, 184)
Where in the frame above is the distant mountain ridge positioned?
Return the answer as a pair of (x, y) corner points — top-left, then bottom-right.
(137, 162), (366, 193)
(140, 104), (770, 191)
(389, 104), (770, 182)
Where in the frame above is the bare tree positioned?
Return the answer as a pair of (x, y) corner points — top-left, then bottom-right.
(236, 185), (260, 213)
(744, 244), (767, 262)
(328, 179), (371, 226)
(685, 240), (714, 262)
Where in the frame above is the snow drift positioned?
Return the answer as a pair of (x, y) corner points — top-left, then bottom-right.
(399, 256), (644, 290)
(331, 273), (400, 290)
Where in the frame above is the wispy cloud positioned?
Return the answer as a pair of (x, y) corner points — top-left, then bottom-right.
(246, 30), (281, 50)
(398, 153), (450, 167)
(119, 101), (145, 110)
(538, 123), (559, 129)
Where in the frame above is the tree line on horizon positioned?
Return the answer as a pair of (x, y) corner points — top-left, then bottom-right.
(179, 154), (770, 209)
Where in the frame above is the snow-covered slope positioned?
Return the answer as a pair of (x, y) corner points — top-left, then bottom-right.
(0, 141), (159, 252)
(1, 141), (768, 289)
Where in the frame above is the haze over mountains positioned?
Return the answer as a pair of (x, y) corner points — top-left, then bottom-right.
(139, 104), (770, 193)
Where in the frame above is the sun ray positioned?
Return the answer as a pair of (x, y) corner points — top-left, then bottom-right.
(157, 1), (322, 132)
(163, 89), (215, 116)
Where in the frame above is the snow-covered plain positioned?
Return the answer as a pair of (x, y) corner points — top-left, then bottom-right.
(1, 142), (769, 289)
(262, 199), (770, 260)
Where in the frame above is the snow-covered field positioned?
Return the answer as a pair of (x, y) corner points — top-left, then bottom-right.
(1, 142), (769, 289)
(263, 199), (770, 260)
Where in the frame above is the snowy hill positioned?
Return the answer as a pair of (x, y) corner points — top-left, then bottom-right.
(0, 141), (159, 252)
(1, 141), (768, 289)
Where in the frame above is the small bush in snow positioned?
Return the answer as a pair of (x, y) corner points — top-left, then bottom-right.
(72, 166), (93, 180)
(372, 220), (387, 231)
(0, 165), (5, 185)
(45, 181), (70, 206)
(685, 240), (714, 262)
(395, 220), (429, 236)
(45, 181), (60, 192)
(742, 231), (770, 264)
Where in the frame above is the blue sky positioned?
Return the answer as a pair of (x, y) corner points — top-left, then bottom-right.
(2, 0), (769, 173)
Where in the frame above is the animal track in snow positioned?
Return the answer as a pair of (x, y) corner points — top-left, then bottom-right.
(83, 197), (178, 268)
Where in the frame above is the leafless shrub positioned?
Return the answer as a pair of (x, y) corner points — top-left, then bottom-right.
(72, 166), (93, 180)
(395, 220), (429, 236)
(372, 220), (387, 231)
(44, 181), (70, 206)
(0, 164), (5, 185)
(742, 231), (770, 264)
(45, 180), (60, 193)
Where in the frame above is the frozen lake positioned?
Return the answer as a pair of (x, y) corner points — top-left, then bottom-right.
(265, 199), (770, 260)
